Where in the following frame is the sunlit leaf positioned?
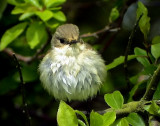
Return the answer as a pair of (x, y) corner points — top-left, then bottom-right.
(109, 7), (119, 23)
(75, 110), (89, 126)
(126, 113), (145, 126)
(52, 11), (66, 22)
(49, 7), (61, 11)
(0, 22), (28, 51)
(117, 118), (129, 126)
(7, 0), (22, 5)
(44, 0), (66, 8)
(11, 4), (37, 15)
(11, 6), (25, 14)
(106, 55), (138, 71)
(90, 111), (103, 126)
(145, 101), (160, 116)
(35, 10), (53, 21)
(151, 36), (160, 59)
(134, 47), (150, 67)
(137, 1), (150, 40)
(26, 21), (48, 49)
(25, 0), (42, 9)
(103, 111), (116, 126)
(104, 91), (124, 109)
(78, 120), (86, 126)
(57, 101), (78, 126)
(19, 12), (35, 20)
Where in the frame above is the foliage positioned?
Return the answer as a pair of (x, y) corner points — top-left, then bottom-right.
(0, 0), (160, 126)
(0, 0), (66, 50)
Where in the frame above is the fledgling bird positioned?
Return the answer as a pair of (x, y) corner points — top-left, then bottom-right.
(39, 24), (107, 101)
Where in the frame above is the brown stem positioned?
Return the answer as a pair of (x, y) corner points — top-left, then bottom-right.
(80, 26), (120, 38)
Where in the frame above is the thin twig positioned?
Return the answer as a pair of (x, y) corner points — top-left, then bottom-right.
(3, 45), (46, 63)
(13, 54), (31, 126)
(142, 64), (160, 100)
(80, 26), (120, 38)
(4, 48), (31, 62)
(124, 14), (143, 89)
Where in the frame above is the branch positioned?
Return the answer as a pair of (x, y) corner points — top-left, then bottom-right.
(124, 14), (143, 88)
(13, 54), (31, 126)
(80, 26), (120, 38)
(4, 48), (31, 62)
(97, 100), (154, 117)
(142, 64), (160, 100)
(3, 41), (47, 63)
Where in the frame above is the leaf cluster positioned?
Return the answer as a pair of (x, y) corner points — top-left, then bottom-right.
(0, 0), (66, 50)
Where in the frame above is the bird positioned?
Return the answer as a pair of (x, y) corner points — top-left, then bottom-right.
(39, 24), (107, 101)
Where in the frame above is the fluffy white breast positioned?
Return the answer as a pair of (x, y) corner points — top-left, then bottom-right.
(39, 43), (106, 101)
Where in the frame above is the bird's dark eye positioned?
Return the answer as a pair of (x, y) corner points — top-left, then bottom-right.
(59, 38), (65, 44)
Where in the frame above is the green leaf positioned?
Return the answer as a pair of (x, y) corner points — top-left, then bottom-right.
(0, 0), (7, 19)
(19, 12), (35, 20)
(49, 7), (61, 11)
(109, 7), (119, 23)
(11, 4), (37, 15)
(137, 2), (148, 19)
(103, 111), (116, 126)
(26, 21), (48, 49)
(152, 35), (160, 44)
(90, 111), (103, 126)
(106, 55), (138, 71)
(139, 15), (150, 40)
(44, 0), (66, 8)
(35, 10), (53, 21)
(0, 22), (28, 51)
(151, 43), (160, 59)
(142, 64), (157, 75)
(126, 113), (145, 126)
(45, 19), (60, 29)
(145, 101), (160, 116)
(104, 91), (124, 109)
(78, 120), (86, 126)
(117, 118), (129, 126)
(11, 6), (25, 14)
(134, 47), (150, 67)
(75, 110), (89, 126)
(128, 77), (148, 102)
(25, 0), (42, 9)
(153, 82), (160, 100)
(7, 0), (22, 5)
(57, 101), (78, 126)
(137, 1), (150, 40)
(52, 11), (66, 22)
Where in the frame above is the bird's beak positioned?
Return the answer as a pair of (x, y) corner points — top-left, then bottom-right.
(69, 40), (79, 45)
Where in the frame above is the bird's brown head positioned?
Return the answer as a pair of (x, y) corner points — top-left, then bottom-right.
(51, 24), (80, 47)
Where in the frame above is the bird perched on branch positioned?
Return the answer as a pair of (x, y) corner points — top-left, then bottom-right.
(39, 24), (106, 101)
